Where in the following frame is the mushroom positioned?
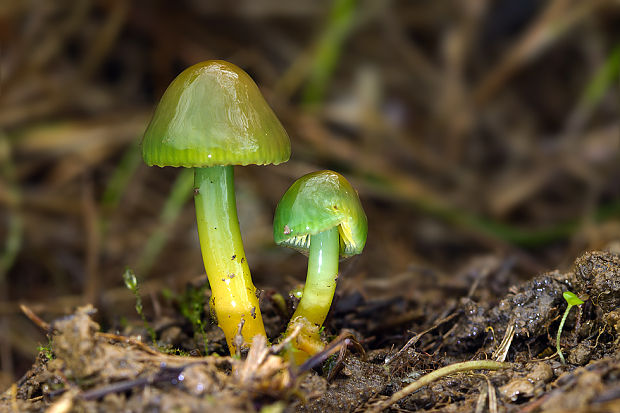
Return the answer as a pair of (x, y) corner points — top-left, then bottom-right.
(273, 170), (367, 358)
(142, 60), (290, 354)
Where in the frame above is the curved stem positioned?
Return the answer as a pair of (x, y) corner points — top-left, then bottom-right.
(367, 360), (510, 413)
(194, 166), (266, 353)
(286, 226), (339, 356)
(556, 304), (573, 365)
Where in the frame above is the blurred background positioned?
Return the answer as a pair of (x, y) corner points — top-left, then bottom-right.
(1, 0), (619, 387)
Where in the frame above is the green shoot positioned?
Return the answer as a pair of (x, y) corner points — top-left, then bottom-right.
(581, 45), (620, 108)
(270, 292), (289, 317)
(302, 0), (358, 107)
(123, 268), (158, 347)
(101, 142), (142, 213)
(0, 136), (24, 369)
(98, 143), (142, 249)
(178, 283), (210, 355)
(0, 135), (23, 290)
(136, 167), (194, 276)
(557, 291), (585, 365)
(37, 338), (54, 361)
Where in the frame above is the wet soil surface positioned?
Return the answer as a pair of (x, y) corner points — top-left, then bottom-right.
(2, 250), (619, 412)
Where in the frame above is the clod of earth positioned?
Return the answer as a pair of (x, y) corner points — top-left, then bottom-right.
(573, 250), (620, 313)
(443, 270), (571, 354)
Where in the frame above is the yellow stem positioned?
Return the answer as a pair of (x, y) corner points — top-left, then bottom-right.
(194, 166), (266, 353)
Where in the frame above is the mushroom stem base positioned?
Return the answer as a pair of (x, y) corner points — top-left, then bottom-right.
(285, 316), (325, 363)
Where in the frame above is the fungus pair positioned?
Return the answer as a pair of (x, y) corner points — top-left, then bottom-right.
(141, 60), (367, 358)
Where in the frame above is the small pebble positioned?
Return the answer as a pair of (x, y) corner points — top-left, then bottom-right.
(567, 340), (592, 366)
(500, 378), (535, 401)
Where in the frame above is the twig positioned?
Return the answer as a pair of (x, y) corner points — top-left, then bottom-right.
(80, 364), (188, 401)
(327, 333), (365, 382)
(95, 332), (162, 356)
(366, 360), (510, 413)
(473, 0), (604, 106)
(270, 324), (302, 354)
(295, 331), (361, 377)
(385, 311), (459, 364)
(96, 332), (225, 365)
(20, 304), (52, 333)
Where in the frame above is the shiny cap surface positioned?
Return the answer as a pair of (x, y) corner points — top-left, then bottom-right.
(142, 60), (290, 167)
(273, 170), (367, 257)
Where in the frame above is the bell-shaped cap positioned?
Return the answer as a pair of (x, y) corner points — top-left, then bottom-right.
(142, 60), (290, 167)
(274, 170), (367, 257)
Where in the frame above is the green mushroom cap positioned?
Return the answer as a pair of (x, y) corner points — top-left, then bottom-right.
(274, 170), (368, 257)
(142, 60), (290, 167)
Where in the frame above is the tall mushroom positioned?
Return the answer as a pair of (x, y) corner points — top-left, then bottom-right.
(142, 60), (290, 354)
(273, 170), (367, 358)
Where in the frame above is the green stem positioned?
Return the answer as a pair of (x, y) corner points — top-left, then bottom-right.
(194, 166), (266, 353)
(556, 304), (573, 365)
(285, 227), (339, 359)
(293, 226), (340, 326)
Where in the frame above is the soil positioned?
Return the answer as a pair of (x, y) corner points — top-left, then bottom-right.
(1, 250), (618, 412)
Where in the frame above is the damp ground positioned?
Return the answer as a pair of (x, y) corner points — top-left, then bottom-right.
(2, 250), (619, 412)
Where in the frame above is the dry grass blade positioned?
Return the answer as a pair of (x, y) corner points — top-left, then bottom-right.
(384, 311), (459, 365)
(367, 360), (510, 413)
(474, 0), (608, 106)
(234, 334), (294, 398)
(492, 322), (516, 362)
(19, 304), (52, 333)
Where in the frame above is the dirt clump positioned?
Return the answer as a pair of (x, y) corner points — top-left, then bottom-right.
(443, 270), (571, 356)
(573, 251), (620, 313)
(295, 354), (388, 412)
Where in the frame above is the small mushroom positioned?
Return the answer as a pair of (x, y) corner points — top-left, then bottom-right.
(273, 170), (367, 358)
(142, 60), (290, 354)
